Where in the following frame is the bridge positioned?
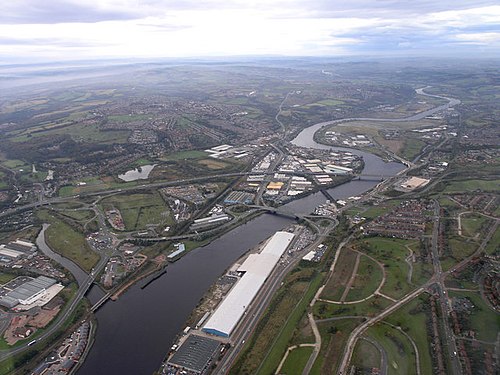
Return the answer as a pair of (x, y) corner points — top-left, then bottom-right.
(246, 205), (303, 220)
(91, 292), (112, 312)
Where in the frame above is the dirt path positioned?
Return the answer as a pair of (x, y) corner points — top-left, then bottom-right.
(340, 253), (361, 302)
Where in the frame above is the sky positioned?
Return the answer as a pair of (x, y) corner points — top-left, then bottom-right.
(1, 0), (499, 62)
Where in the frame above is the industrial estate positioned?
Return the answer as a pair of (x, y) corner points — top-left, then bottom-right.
(0, 56), (498, 375)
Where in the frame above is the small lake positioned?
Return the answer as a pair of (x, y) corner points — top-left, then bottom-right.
(118, 164), (156, 182)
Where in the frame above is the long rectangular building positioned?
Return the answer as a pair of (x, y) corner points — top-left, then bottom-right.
(202, 231), (294, 338)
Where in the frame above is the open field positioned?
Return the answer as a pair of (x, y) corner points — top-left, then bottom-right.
(36, 210), (99, 272)
(280, 346), (314, 375)
(484, 225), (500, 255)
(460, 213), (490, 238)
(344, 254), (383, 302)
(383, 294), (433, 375)
(320, 249), (358, 301)
(0, 273), (16, 285)
(443, 179), (500, 194)
(352, 338), (381, 370)
(160, 150), (207, 161)
(310, 319), (360, 374)
(256, 273), (323, 375)
(441, 237), (478, 271)
(400, 138), (426, 160)
(356, 237), (414, 299)
(100, 191), (171, 231)
(58, 209), (95, 222)
(58, 177), (138, 197)
(314, 296), (392, 320)
(365, 322), (417, 375)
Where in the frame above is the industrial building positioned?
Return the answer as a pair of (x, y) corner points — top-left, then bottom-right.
(202, 231), (295, 338)
(0, 276), (56, 309)
(0, 239), (36, 263)
(166, 334), (221, 375)
(224, 191), (255, 205)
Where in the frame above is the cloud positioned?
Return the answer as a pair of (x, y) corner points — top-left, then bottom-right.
(0, 1), (498, 61)
(0, 0), (141, 24)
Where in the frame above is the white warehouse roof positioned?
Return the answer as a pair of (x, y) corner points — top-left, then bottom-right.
(202, 231), (294, 337)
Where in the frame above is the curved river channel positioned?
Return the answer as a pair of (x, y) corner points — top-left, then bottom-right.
(78, 89), (456, 374)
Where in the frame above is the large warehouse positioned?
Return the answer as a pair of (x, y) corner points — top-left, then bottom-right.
(202, 231), (295, 338)
(0, 276), (56, 309)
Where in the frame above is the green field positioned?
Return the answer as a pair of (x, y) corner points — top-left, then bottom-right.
(160, 150), (207, 161)
(101, 192), (171, 231)
(280, 346), (314, 375)
(443, 179), (500, 194)
(314, 296), (392, 320)
(321, 249), (358, 301)
(400, 138), (426, 161)
(357, 237), (414, 299)
(460, 213), (490, 238)
(36, 210), (99, 272)
(365, 322), (418, 375)
(310, 319), (360, 374)
(58, 177), (138, 197)
(256, 273), (323, 375)
(484, 225), (500, 255)
(345, 255), (383, 302)
(383, 295), (433, 375)
(352, 338), (381, 370)
(0, 273), (16, 285)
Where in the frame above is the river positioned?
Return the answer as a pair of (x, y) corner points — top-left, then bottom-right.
(74, 85), (469, 374)
(77, 139), (405, 375)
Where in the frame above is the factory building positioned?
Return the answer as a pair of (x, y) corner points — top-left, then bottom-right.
(0, 276), (56, 309)
(202, 231), (295, 338)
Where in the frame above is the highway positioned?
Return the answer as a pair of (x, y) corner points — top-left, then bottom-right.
(430, 201), (462, 375)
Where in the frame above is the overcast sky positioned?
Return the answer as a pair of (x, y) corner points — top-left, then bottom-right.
(1, 0), (499, 62)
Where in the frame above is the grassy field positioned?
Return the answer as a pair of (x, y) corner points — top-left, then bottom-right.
(443, 179), (500, 194)
(161, 150), (207, 161)
(383, 295), (433, 375)
(280, 346), (314, 375)
(310, 319), (360, 374)
(484, 225), (500, 255)
(0, 273), (16, 285)
(345, 255), (384, 302)
(59, 209), (95, 222)
(58, 176), (138, 197)
(101, 191), (171, 231)
(447, 290), (500, 342)
(36, 210), (99, 272)
(460, 213), (490, 238)
(365, 322), (418, 375)
(352, 338), (381, 370)
(399, 138), (426, 161)
(321, 249), (358, 301)
(256, 273), (323, 375)
(314, 296), (392, 320)
(357, 237), (414, 299)
(441, 237), (477, 271)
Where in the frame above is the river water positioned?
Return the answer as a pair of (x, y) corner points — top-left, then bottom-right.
(77, 124), (406, 375)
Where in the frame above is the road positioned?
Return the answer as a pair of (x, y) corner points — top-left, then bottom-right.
(430, 201), (462, 375)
